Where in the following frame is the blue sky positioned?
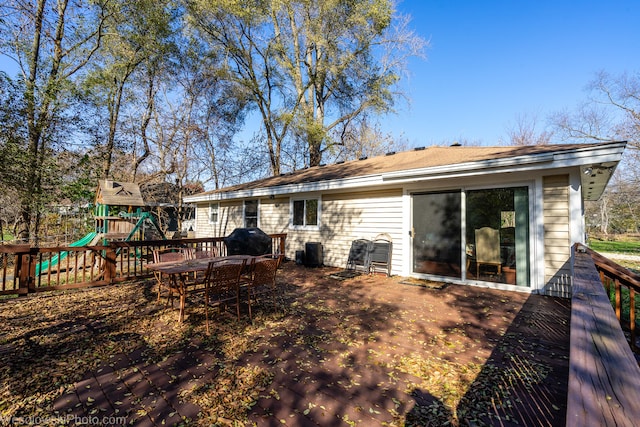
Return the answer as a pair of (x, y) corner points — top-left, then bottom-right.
(387, 0), (640, 147)
(2, 1), (637, 149)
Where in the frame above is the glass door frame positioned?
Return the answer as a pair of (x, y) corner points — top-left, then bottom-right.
(409, 182), (534, 288)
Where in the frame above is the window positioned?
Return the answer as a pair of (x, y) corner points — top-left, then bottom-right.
(208, 203), (219, 224)
(244, 200), (258, 228)
(292, 198), (319, 228)
(465, 187), (529, 286)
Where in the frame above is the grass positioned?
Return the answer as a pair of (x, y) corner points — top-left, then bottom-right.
(591, 236), (640, 333)
(605, 283), (640, 333)
(588, 238), (640, 254)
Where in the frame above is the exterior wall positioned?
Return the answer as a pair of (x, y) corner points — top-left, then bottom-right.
(307, 189), (403, 274)
(257, 197), (290, 234)
(542, 174), (572, 297)
(195, 201), (244, 237)
(192, 172), (579, 290)
(194, 188), (403, 275)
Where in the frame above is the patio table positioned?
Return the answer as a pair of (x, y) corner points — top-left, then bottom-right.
(148, 254), (256, 322)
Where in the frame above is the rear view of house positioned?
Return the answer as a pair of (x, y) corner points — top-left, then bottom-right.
(184, 142), (626, 296)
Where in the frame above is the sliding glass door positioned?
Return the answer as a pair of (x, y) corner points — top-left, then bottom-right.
(412, 191), (462, 279)
(411, 186), (530, 287)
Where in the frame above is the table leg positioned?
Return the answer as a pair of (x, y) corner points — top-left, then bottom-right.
(171, 274), (187, 323)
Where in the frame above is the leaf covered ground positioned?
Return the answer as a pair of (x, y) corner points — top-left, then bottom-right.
(0, 263), (570, 426)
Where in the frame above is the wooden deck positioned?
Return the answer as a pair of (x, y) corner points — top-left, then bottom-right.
(3, 263), (571, 426)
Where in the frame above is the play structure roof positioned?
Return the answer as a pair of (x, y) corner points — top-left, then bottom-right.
(96, 180), (145, 207)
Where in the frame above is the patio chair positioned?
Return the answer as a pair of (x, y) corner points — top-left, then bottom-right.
(194, 246), (219, 260)
(475, 227), (502, 279)
(244, 256), (280, 322)
(346, 239), (372, 273)
(204, 259), (246, 334)
(258, 253), (284, 268)
(152, 247), (192, 305)
(369, 233), (393, 276)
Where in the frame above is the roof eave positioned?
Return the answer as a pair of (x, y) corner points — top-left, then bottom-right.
(184, 142), (627, 203)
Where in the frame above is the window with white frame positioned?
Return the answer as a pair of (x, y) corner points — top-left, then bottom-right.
(244, 199), (258, 228)
(291, 198), (319, 228)
(208, 203), (219, 224)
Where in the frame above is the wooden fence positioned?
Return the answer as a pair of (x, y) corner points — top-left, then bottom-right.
(0, 234), (286, 296)
(566, 244), (640, 427)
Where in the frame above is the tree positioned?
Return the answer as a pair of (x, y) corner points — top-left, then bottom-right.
(187, 0), (425, 174)
(0, 0), (107, 243)
(505, 113), (553, 146)
(81, 0), (178, 179)
(325, 114), (408, 162)
(552, 70), (640, 236)
(170, 42), (249, 190)
(0, 75), (25, 240)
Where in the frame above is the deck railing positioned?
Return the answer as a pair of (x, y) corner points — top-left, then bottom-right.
(0, 234), (286, 296)
(579, 244), (640, 352)
(566, 243), (640, 426)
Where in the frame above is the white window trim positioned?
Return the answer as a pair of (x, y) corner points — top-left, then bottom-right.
(208, 202), (219, 224)
(289, 196), (321, 230)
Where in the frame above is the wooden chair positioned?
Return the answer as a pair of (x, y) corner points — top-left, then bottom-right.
(190, 246), (220, 289)
(475, 227), (502, 279)
(204, 259), (246, 334)
(152, 247), (191, 305)
(194, 246), (219, 260)
(244, 256), (280, 322)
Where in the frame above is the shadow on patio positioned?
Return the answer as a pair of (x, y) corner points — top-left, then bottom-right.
(0, 262), (570, 426)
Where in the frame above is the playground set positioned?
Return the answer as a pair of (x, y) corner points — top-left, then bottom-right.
(94, 179), (165, 243)
(36, 180), (166, 275)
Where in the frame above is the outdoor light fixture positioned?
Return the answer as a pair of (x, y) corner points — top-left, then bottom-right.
(583, 167), (593, 175)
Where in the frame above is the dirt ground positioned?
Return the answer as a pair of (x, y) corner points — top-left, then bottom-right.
(0, 262), (571, 426)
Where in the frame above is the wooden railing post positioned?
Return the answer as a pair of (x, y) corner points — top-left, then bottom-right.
(16, 252), (30, 295)
(615, 278), (622, 320)
(279, 235), (286, 256)
(13, 245), (36, 295)
(631, 288), (637, 353)
(104, 245), (117, 283)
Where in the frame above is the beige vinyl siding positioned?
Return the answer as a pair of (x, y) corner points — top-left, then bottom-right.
(193, 188), (401, 275)
(256, 197), (290, 234)
(543, 175), (572, 296)
(196, 198), (292, 238)
(195, 201), (244, 237)
(315, 188), (403, 274)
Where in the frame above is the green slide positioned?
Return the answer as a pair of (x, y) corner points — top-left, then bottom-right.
(36, 232), (98, 275)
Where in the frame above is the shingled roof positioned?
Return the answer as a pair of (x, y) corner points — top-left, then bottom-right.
(96, 180), (145, 207)
(190, 142), (622, 200)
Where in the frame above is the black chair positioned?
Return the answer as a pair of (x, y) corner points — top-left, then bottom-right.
(346, 239), (372, 273)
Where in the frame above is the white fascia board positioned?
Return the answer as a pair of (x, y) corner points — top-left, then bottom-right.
(551, 143), (626, 167)
(185, 174), (385, 203)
